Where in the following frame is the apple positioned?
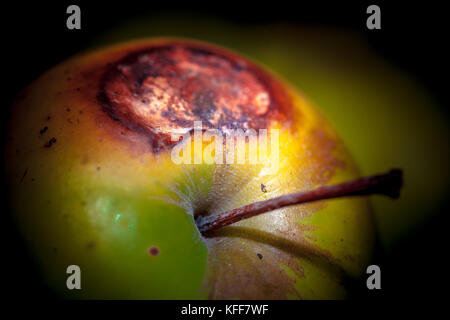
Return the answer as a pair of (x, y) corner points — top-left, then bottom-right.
(4, 38), (398, 299)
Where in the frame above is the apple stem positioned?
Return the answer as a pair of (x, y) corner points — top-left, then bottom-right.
(196, 169), (403, 236)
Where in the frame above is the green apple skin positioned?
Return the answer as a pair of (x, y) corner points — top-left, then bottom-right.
(4, 38), (374, 299)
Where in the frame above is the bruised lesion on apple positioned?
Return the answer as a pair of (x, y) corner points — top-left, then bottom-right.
(95, 42), (296, 153)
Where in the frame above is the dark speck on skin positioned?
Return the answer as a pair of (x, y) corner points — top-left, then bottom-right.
(261, 184), (267, 193)
(86, 241), (96, 249)
(39, 126), (48, 135)
(20, 168), (28, 183)
(149, 246), (160, 256)
(257, 253), (263, 260)
(81, 155), (89, 164)
(44, 137), (57, 148)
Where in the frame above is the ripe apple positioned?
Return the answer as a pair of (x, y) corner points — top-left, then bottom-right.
(5, 38), (384, 299)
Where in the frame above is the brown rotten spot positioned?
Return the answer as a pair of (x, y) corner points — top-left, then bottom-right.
(97, 42), (294, 152)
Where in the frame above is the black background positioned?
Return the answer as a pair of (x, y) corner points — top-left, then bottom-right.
(1, 0), (448, 311)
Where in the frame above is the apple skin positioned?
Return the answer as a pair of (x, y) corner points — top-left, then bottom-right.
(4, 38), (374, 299)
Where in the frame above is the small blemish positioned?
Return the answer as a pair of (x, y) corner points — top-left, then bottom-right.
(20, 168), (28, 183)
(261, 184), (267, 193)
(257, 253), (263, 260)
(81, 155), (89, 164)
(44, 137), (57, 148)
(46, 115), (51, 121)
(66, 107), (71, 112)
(86, 241), (96, 249)
(39, 126), (48, 135)
(148, 246), (160, 256)
(96, 167), (101, 171)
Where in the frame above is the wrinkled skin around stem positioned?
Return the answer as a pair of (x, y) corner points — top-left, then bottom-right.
(4, 39), (374, 299)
